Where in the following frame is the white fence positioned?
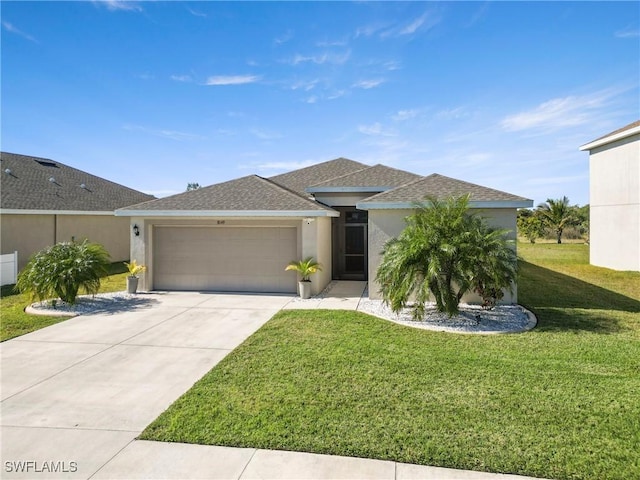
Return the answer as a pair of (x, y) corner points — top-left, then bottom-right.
(1, 251), (18, 286)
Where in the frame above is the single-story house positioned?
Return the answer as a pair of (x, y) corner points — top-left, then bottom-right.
(579, 120), (640, 272)
(1, 152), (155, 271)
(116, 158), (532, 302)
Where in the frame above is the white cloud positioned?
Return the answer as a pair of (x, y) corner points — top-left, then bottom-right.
(93, 0), (142, 12)
(399, 12), (429, 35)
(358, 122), (397, 137)
(383, 60), (402, 71)
(355, 23), (384, 38)
(186, 7), (207, 18)
(2, 21), (37, 43)
(249, 128), (283, 140)
(353, 79), (385, 89)
(204, 75), (261, 86)
(316, 39), (348, 47)
(436, 107), (469, 120)
(392, 109), (419, 121)
(170, 74), (192, 82)
(501, 89), (621, 132)
(380, 11), (442, 38)
(290, 79), (319, 91)
(289, 50), (351, 66)
(615, 26), (640, 38)
(274, 30), (294, 45)
(327, 90), (347, 100)
(305, 95), (318, 104)
(122, 124), (204, 141)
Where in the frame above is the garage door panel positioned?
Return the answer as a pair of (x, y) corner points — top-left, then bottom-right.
(153, 226), (297, 293)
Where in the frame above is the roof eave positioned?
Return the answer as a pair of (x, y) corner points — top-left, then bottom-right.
(115, 209), (340, 218)
(357, 200), (534, 210)
(0, 209), (117, 215)
(579, 125), (640, 151)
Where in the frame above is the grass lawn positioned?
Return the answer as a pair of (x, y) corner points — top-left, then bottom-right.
(141, 243), (640, 480)
(0, 262), (129, 342)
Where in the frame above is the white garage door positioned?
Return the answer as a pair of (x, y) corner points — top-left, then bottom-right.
(153, 226), (297, 293)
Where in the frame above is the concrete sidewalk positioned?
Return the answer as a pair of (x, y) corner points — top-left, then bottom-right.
(92, 441), (543, 479)
(1, 287), (545, 480)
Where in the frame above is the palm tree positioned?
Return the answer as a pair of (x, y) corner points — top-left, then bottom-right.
(537, 196), (573, 244)
(16, 240), (110, 304)
(376, 195), (517, 318)
(285, 257), (322, 282)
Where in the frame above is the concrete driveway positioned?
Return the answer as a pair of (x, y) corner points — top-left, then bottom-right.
(1, 291), (292, 479)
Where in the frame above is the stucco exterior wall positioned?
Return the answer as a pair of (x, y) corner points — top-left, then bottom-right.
(1, 214), (55, 271)
(1, 213), (130, 272)
(367, 208), (519, 303)
(131, 217), (331, 293)
(588, 134), (640, 271)
(56, 215), (131, 263)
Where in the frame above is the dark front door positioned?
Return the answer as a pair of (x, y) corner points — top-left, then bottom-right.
(344, 225), (366, 277)
(333, 209), (368, 280)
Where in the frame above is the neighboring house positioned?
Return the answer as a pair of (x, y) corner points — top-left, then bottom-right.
(1, 152), (155, 271)
(580, 120), (640, 272)
(117, 158), (532, 302)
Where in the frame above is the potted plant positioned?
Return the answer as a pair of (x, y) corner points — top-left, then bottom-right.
(124, 260), (146, 294)
(285, 257), (322, 299)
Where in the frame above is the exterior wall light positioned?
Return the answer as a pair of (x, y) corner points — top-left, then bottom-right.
(133, 224), (140, 236)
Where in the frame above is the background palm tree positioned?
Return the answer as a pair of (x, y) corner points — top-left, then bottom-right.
(537, 196), (574, 244)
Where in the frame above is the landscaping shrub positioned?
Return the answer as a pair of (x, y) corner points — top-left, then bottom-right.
(376, 195), (517, 318)
(16, 240), (110, 304)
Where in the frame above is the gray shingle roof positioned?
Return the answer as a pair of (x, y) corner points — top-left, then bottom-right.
(357, 174), (532, 208)
(307, 164), (421, 191)
(270, 157), (368, 196)
(118, 174), (336, 214)
(1, 152), (155, 211)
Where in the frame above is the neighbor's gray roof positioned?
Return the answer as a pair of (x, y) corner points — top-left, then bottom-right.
(117, 174), (337, 216)
(270, 157), (368, 196)
(357, 174), (533, 209)
(1, 152), (155, 211)
(306, 164), (421, 192)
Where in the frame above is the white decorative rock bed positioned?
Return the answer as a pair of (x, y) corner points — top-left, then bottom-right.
(25, 286), (537, 335)
(358, 299), (537, 335)
(25, 292), (143, 317)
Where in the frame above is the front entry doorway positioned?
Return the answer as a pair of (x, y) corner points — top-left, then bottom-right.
(332, 208), (368, 280)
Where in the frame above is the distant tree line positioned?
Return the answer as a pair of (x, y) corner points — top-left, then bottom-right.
(518, 196), (589, 244)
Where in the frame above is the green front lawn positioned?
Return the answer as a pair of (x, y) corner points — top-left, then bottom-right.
(0, 262), (129, 341)
(141, 243), (640, 480)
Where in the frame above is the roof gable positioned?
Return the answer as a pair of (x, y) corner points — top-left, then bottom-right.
(1, 152), (154, 212)
(306, 164), (421, 193)
(357, 174), (533, 209)
(117, 174), (337, 216)
(269, 157), (368, 196)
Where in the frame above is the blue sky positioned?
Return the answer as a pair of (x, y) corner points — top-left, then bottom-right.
(2, 1), (638, 206)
